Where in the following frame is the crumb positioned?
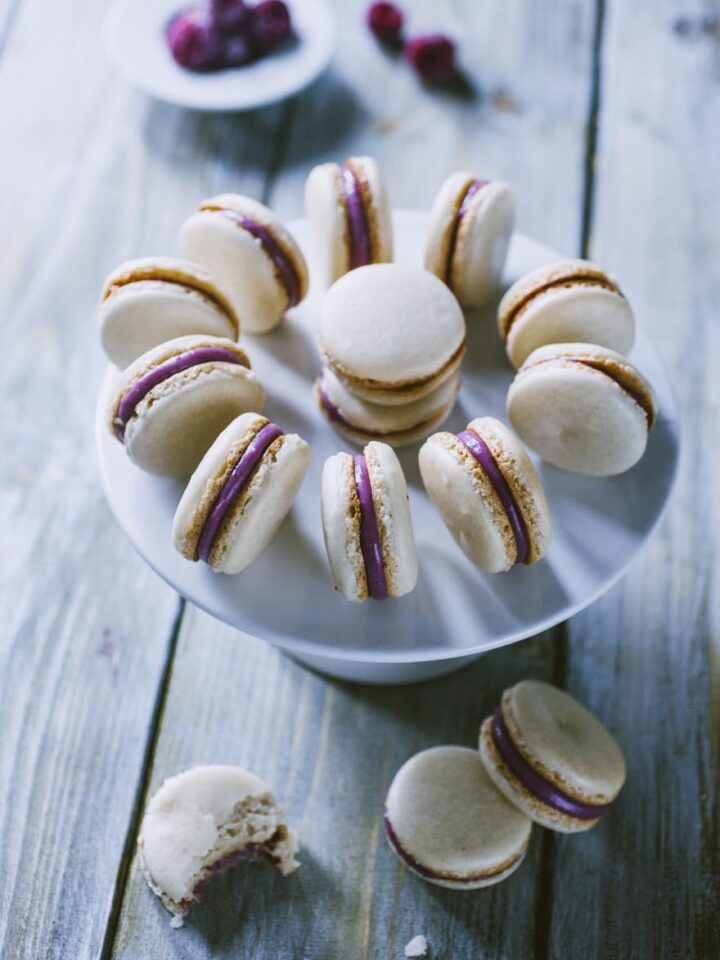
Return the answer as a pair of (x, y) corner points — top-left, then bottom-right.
(405, 934), (428, 957)
(169, 914), (184, 929)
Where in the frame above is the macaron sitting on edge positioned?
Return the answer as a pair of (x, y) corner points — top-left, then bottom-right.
(174, 412), (310, 575)
(479, 680), (627, 833)
(108, 335), (264, 478)
(419, 416), (551, 573)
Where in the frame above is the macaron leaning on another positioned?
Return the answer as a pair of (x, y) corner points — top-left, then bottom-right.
(97, 257), (240, 368)
(305, 155), (393, 287)
(498, 258), (636, 368)
(507, 343), (657, 476)
(108, 335), (264, 477)
(321, 441), (417, 602)
(425, 171), (515, 307)
(419, 416), (551, 573)
(174, 412), (310, 575)
(180, 194), (309, 334)
(384, 746), (532, 889)
(479, 680), (627, 833)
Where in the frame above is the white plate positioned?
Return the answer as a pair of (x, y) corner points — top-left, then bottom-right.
(96, 212), (680, 683)
(103, 0), (336, 111)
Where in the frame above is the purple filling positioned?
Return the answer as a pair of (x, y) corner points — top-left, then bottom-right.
(318, 383), (344, 424)
(341, 165), (371, 268)
(492, 708), (610, 821)
(115, 346), (248, 440)
(354, 454), (388, 601)
(457, 429), (529, 565)
(190, 844), (277, 901)
(218, 210), (300, 307)
(196, 422), (283, 562)
(444, 178), (489, 282)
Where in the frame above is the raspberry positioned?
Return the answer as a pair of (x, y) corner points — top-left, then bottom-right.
(251, 0), (293, 53)
(404, 33), (456, 84)
(367, 2), (403, 45)
(210, 0), (250, 34)
(220, 32), (258, 67)
(166, 11), (222, 72)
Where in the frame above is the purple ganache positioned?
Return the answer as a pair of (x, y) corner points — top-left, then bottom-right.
(444, 178), (489, 282)
(218, 210), (300, 307)
(354, 454), (388, 600)
(341, 164), (371, 268)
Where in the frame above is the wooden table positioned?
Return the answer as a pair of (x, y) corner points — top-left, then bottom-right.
(1, 0), (718, 956)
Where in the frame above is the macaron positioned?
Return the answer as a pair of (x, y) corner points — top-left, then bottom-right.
(108, 335), (264, 478)
(315, 366), (460, 448)
(319, 264), (466, 406)
(479, 680), (627, 833)
(321, 441), (417, 601)
(419, 417), (550, 573)
(180, 194), (309, 334)
(498, 258), (635, 368)
(425, 172), (515, 307)
(384, 746), (532, 889)
(173, 413), (310, 575)
(97, 257), (240, 368)
(138, 764), (299, 925)
(507, 343), (657, 476)
(305, 155), (393, 287)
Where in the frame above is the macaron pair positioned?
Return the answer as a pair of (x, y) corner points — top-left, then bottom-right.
(98, 257), (241, 368)
(419, 417), (551, 573)
(108, 335), (264, 477)
(180, 194), (309, 334)
(138, 765), (298, 926)
(479, 680), (626, 832)
(384, 746), (532, 889)
(174, 413), (310, 575)
(425, 172), (515, 307)
(507, 343), (656, 476)
(498, 258), (636, 368)
(305, 155), (393, 286)
(321, 441), (417, 601)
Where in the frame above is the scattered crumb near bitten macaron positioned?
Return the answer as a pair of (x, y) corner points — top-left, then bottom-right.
(405, 934), (429, 957)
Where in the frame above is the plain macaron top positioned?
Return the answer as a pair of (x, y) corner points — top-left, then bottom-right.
(319, 264), (466, 385)
(501, 681), (627, 803)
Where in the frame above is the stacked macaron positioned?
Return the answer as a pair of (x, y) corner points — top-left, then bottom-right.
(316, 264), (466, 448)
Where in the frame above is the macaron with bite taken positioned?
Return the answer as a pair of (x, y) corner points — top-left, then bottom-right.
(498, 258), (635, 368)
(174, 412), (310, 575)
(479, 680), (627, 833)
(180, 194), (309, 334)
(507, 342), (656, 476)
(321, 441), (417, 601)
(384, 746), (532, 889)
(419, 416), (550, 573)
(108, 335), (264, 477)
(305, 155), (393, 287)
(97, 257), (240, 368)
(425, 172), (515, 307)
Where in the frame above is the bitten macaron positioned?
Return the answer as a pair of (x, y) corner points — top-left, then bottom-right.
(384, 746), (532, 889)
(425, 172), (515, 307)
(479, 680), (626, 832)
(507, 343), (656, 476)
(419, 417), (550, 573)
(305, 155), (393, 287)
(173, 413), (310, 575)
(321, 441), (417, 602)
(319, 264), (466, 406)
(180, 194), (309, 334)
(97, 257), (240, 368)
(498, 258), (635, 368)
(108, 335), (263, 477)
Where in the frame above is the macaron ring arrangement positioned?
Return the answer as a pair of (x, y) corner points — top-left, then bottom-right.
(98, 155), (658, 601)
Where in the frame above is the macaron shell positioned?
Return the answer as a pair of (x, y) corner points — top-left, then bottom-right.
(424, 171), (476, 280)
(351, 155), (393, 265)
(364, 441), (417, 597)
(305, 162), (349, 287)
(384, 746), (532, 888)
(320, 451), (367, 602)
(451, 182), (514, 306)
(327, 349), (464, 407)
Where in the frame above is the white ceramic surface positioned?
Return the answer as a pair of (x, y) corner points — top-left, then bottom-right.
(96, 212), (680, 683)
(103, 0), (336, 112)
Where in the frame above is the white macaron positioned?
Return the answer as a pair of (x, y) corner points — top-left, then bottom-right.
(180, 194), (309, 334)
(305, 155), (393, 287)
(425, 172), (515, 307)
(108, 335), (264, 478)
(138, 764), (298, 925)
(384, 746), (532, 889)
(97, 257), (240, 368)
(321, 441), (417, 602)
(419, 416), (551, 573)
(498, 258), (636, 368)
(507, 342), (657, 476)
(174, 412), (310, 575)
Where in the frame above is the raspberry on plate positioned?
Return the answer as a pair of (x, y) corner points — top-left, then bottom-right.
(166, 11), (221, 72)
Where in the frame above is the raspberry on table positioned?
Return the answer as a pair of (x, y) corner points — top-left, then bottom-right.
(404, 34), (456, 84)
(367, 2), (404, 46)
